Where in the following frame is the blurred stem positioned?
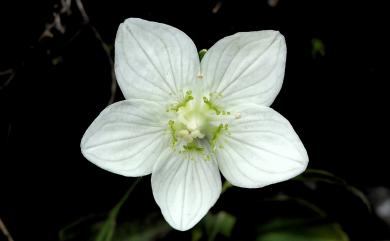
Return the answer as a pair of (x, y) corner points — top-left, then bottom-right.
(95, 177), (142, 241)
(0, 217), (14, 241)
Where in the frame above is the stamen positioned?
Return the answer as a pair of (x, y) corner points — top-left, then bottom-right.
(210, 124), (228, 151)
(168, 120), (177, 146)
(203, 97), (222, 115)
(177, 129), (190, 137)
(190, 130), (205, 139)
(167, 90), (231, 156)
(169, 90), (194, 112)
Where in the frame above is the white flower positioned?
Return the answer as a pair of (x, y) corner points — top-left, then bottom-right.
(81, 18), (308, 231)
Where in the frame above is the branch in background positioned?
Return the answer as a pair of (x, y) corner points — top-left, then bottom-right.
(74, 0), (116, 105)
(0, 69), (15, 91)
(268, 0), (280, 7)
(212, 1), (223, 14)
(39, 0), (71, 40)
(60, 0), (72, 14)
(74, 0), (89, 23)
(39, 0), (117, 105)
(73, 0), (117, 104)
(90, 26), (117, 105)
(0, 217), (15, 241)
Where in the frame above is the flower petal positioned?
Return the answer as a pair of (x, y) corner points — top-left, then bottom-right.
(81, 100), (169, 176)
(152, 150), (221, 231)
(217, 104), (308, 188)
(115, 18), (200, 101)
(200, 30), (286, 107)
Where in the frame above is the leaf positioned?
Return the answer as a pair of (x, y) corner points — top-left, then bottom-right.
(311, 38), (325, 58)
(257, 217), (349, 241)
(294, 169), (372, 213)
(94, 215), (116, 241)
(59, 178), (142, 241)
(203, 211), (236, 241)
(263, 194), (327, 218)
(94, 178), (142, 241)
(59, 214), (104, 241)
(111, 215), (171, 241)
(257, 189), (349, 241)
(191, 228), (203, 241)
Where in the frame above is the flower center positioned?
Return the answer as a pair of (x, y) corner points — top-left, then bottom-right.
(167, 90), (231, 157)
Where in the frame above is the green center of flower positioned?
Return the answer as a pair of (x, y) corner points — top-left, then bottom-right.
(167, 90), (230, 157)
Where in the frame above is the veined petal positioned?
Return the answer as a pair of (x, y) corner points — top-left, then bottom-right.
(200, 30), (286, 107)
(81, 100), (169, 176)
(115, 18), (200, 102)
(217, 104), (308, 188)
(152, 150), (221, 231)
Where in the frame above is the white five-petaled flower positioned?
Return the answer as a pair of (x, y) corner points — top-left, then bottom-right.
(81, 18), (308, 231)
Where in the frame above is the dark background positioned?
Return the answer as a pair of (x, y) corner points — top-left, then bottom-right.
(1, 0), (389, 240)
